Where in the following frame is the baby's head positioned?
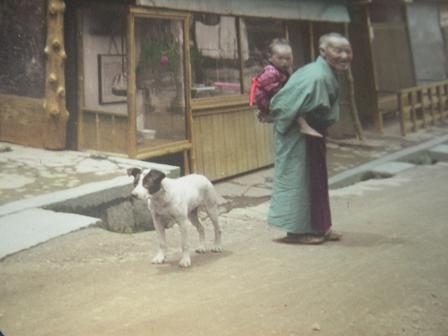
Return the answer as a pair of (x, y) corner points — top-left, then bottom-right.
(268, 38), (293, 72)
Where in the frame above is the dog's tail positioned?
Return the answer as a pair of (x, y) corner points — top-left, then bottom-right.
(204, 180), (219, 207)
(203, 182), (221, 237)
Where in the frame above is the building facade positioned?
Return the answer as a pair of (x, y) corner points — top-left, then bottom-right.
(1, 0), (353, 180)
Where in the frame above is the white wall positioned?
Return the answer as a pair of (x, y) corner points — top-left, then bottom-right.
(82, 10), (127, 115)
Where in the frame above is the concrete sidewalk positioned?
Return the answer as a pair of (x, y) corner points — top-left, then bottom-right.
(0, 144), (180, 258)
(1, 123), (448, 259)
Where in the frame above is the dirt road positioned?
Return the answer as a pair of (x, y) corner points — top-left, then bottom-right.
(1, 163), (447, 336)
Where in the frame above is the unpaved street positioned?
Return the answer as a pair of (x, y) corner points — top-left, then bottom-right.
(1, 163), (448, 336)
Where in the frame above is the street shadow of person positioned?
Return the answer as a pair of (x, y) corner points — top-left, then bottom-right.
(272, 231), (409, 248)
(329, 231), (409, 248)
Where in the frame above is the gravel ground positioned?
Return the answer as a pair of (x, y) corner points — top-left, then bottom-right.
(1, 163), (447, 336)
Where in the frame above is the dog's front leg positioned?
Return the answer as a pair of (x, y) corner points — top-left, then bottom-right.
(151, 220), (167, 264)
(178, 219), (191, 268)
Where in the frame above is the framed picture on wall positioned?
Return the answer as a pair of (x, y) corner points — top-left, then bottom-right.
(97, 54), (127, 104)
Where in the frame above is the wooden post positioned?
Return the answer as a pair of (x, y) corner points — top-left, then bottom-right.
(410, 91), (417, 132)
(436, 85), (443, 121)
(428, 87), (436, 125)
(309, 22), (315, 60)
(43, 0), (69, 149)
(398, 91), (406, 136)
(443, 83), (448, 120)
(344, 23), (364, 141)
(418, 89), (426, 128)
(363, 6), (381, 132)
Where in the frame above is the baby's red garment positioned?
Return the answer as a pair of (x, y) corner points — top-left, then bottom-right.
(251, 64), (289, 120)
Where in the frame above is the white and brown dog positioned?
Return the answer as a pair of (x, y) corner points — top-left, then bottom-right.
(127, 168), (223, 267)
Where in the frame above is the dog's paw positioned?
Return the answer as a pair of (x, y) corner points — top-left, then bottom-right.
(151, 254), (166, 264)
(195, 246), (207, 254)
(178, 257), (192, 268)
(211, 245), (223, 253)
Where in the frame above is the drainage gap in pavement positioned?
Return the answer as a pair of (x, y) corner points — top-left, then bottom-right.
(47, 196), (155, 234)
(360, 171), (393, 182)
(399, 152), (438, 166)
(332, 150), (440, 189)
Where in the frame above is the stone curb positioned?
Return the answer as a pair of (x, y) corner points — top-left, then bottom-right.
(329, 134), (448, 189)
(0, 160), (179, 217)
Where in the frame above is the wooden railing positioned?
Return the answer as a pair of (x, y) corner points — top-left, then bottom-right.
(398, 80), (448, 135)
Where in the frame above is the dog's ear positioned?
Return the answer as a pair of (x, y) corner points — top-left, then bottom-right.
(144, 169), (166, 194)
(127, 167), (142, 178)
(149, 169), (166, 181)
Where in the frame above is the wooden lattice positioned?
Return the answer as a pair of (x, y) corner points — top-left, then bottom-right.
(398, 80), (448, 136)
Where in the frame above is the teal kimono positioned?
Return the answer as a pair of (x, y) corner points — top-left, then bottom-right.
(267, 56), (341, 234)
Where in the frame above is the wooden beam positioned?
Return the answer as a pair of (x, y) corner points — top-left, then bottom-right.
(43, 0), (69, 149)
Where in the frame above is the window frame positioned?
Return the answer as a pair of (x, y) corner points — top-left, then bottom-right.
(128, 7), (193, 160)
(190, 14), (289, 111)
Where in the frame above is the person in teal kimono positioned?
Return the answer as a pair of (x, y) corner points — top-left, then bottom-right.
(268, 32), (353, 244)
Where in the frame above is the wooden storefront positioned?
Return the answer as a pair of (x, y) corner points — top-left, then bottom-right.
(64, 0), (351, 180)
(0, 1), (350, 181)
(350, 0), (448, 134)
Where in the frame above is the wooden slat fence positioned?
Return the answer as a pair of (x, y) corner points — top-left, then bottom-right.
(398, 80), (448, 135)
(192, 106), (274, 181)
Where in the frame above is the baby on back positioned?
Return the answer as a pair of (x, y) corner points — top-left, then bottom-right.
(250, 38), (322, 138)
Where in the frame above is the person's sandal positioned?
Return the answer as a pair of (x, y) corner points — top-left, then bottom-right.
(324, 230), (343, 241)
(296, 235), (325, 245)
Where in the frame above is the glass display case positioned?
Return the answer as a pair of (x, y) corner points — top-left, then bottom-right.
(78, 5), (192, 170)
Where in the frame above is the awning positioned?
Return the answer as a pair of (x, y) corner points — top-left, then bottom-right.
(135, 0), (350, 23)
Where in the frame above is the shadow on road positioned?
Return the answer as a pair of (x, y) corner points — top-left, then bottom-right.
(153, 250), (234, 274)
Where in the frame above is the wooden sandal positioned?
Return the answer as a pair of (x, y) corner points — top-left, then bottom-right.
(296, 235), (325, 245)
(324, 231), (343, 241)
